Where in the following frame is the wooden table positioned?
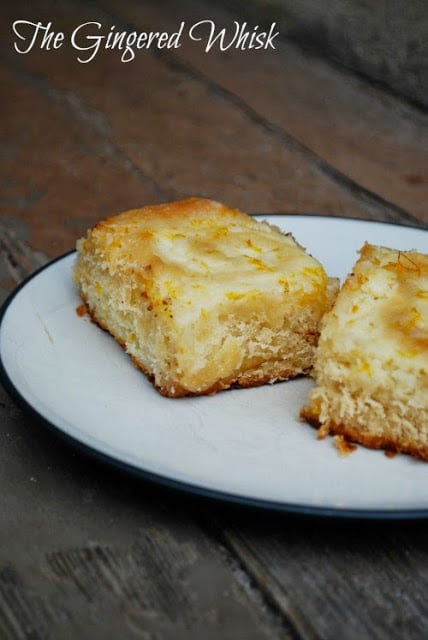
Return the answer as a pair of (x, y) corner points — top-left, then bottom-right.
(1, 1), (427, 638)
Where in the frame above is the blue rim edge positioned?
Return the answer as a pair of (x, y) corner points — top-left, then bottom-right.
(0, 215), (427, 521)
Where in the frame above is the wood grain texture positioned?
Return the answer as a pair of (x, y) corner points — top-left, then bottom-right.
(0, 219), (48, 303)
(2, 0), (425, 261)
(205, 514), (428, 640)
(0, 59), (165, 258)
(98, 0), (428, 227)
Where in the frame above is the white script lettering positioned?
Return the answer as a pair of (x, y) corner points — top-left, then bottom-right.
(188, 20), (279, 52)
(13, 21), (64, 53)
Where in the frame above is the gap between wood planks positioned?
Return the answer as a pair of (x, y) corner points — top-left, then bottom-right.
(195, 510), (316, 640)
(91, 0), (426, 229)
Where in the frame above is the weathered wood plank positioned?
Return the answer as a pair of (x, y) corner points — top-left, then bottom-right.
(224, 0), (428, 109)
(1, 0), (395, 231)
(98, 0), (428, 226)
(206, 514), (428, 640)
(0, 60), (166, 259)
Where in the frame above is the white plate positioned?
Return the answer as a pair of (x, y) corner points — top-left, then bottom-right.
(1, 216), (427, 519)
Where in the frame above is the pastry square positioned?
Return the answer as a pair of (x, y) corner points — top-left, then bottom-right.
(301, 243), (428, 460)
(73, 198), (337, 397)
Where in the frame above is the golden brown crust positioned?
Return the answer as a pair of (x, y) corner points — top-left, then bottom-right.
(133, 355), (308, 398)
(300, 408), (428, 461)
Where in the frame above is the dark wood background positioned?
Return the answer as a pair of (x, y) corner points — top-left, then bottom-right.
(1, 1), (427, 639)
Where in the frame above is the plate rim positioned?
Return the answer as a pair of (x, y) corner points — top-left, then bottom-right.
(1, 215), (427, 521)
